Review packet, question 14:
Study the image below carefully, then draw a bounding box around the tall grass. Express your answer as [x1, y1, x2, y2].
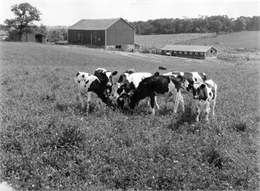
[0, 42, 259, 190]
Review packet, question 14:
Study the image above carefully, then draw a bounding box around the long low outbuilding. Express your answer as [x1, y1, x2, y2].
[161, 45, 217, 59]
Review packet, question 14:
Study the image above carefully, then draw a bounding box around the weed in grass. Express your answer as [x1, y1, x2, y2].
[233, 121, 247, 132]
[54, 101, 68, 112]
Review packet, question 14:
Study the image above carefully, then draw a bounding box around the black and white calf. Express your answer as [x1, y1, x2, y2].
[94, 68, 118, 94]
[129, 74, 189, 115]
[192, 79, 217, 122]
[75, 72, 112, 113]
[163, 71, 207, 91]
[110, 69, 136, 100]
[117, 68, 136, 84]
[112, 72, 156, 108]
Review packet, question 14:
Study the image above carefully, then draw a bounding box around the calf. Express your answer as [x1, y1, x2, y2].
[192, 79, 217, 122]
[117, 68, 136, 83]
[110, 69, 136, 100]
[75, 72, 112, 113]
[163, 71, 207, 91]
[94, 68, 118, 95]
[111, 72, 155, 108]
[129, 75, 189, 116]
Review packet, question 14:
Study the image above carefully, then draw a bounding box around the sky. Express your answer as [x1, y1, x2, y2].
[1, 0, 259, 26]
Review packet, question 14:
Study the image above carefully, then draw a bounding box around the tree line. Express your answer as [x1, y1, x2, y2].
[129, 15, 260, 35]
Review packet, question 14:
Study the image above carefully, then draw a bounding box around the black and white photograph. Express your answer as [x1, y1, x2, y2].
[0, 0, 259, 190]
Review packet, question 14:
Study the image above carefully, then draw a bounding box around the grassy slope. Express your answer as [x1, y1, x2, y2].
[136, 31, 260, 61]
[0, 42, 259, 190]
[187, 31, 260, 49]
[135, 33, 214, 49]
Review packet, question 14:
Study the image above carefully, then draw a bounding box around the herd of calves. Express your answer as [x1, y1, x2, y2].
[75, 67, 217, 123]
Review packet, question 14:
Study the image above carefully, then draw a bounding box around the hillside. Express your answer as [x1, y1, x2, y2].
[187, 31, 260, 49]
[135, 31, 260, 50]
[135, 31, 260, 61]
[135, 33, 214, 49]
[0, 42, 259, 190]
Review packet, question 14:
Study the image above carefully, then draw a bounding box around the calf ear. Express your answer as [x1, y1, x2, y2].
[153, 71, 160, 76]
[112, 71, 118, 76]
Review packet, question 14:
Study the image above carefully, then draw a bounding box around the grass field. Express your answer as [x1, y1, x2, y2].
[136, 31, 260, 61]
[0, 41, 259, 190]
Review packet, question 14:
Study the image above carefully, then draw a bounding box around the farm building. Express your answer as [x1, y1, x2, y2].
[9, 32, 47, 43]
[161, 45, 217, 59]
[68, 18, 135, 48]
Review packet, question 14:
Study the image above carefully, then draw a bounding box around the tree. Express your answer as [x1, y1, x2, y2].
[234, 17, 246, 32]
[4, 3, 41, 41]
[36, 24, 47, 35]
[210, 19, 222, 34]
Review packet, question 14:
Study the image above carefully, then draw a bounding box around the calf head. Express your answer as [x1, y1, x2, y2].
[115, 82, 135, 108]
[174, 75, 189, 90]
[192, 84, 207, 100]
[94, 68, 118, 94]
[118, 69, 136, 83]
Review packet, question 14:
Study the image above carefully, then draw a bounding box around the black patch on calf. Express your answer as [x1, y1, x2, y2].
[85, 80, 89, 85]
[82, 74, 85, 78]
[209, 92, 212, 97]
[76, 72, 80, 77]
[198, 84, 208, 101]
[129, 75, 171, 109]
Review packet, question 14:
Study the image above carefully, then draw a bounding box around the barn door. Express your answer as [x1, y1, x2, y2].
[78, 33, 83, 44]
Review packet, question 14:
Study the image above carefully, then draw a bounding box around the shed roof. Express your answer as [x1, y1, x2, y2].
[161, 45, 216, 52]
[69, 18, 135, 30]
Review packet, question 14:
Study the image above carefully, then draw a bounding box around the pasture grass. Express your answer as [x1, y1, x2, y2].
[0, 42, 259, 190]
[136, 31, 260, 62]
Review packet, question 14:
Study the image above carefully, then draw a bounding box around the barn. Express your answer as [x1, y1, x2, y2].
[10, 32, 47, 43]
[68, 18, 135, 48]
[21, 32, 47, 43]
[161, 45, 218, 59]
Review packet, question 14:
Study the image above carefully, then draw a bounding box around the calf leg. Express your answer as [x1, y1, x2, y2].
[78, 90, 85, 109]
[149, 96, 156, 116]
[155, 96, 159, 109]
[86, 92, 92, 114]
[173, 92, 181, 113]
[211, 99, 216, 119]
[179, 93, 185, 112]
[196, 107, 201, 122]
[195, 100, 201, 122]
[205, 102, 211, 122]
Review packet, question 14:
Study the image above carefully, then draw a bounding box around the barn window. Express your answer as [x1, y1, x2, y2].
[201, 52, 204, 55]
[195, 52, 198, 55]
[189, 52, 193, 55]
[174, 51, 177, 54]
[184, 51, 187, 54]
[98, 38, 101, 41]
[179, 51, 182, 54]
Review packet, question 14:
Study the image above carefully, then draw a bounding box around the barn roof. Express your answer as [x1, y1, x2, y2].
[69, 18, 135, 30]
[161, 45, 217, 52]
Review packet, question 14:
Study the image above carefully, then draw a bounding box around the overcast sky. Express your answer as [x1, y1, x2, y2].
[1, 0, 259, 26]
